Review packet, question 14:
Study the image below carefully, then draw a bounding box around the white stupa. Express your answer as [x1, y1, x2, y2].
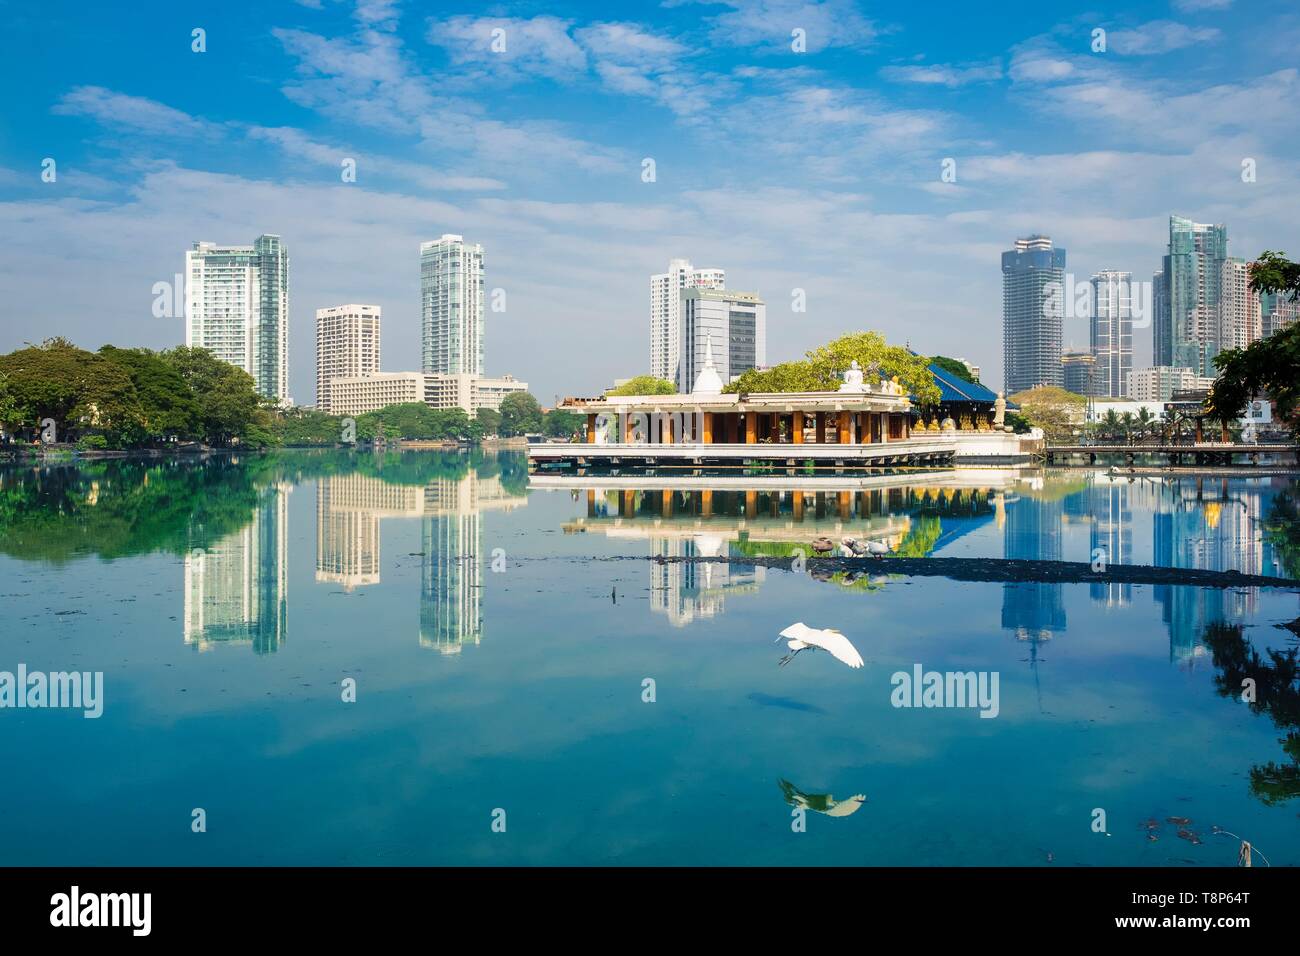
[691, 333, 724, 395]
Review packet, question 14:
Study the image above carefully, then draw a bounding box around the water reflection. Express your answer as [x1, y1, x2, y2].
[185, 482, 290, 654]
[1, 456, 1292, 665]
[2, 452, 1298, 841]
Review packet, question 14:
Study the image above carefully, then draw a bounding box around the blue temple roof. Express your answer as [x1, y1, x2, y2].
[905, 355, 1018, 409]
[927, 362, 1000, 403]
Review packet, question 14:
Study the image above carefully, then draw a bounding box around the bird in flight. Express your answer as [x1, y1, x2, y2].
[776, 622, 864, 668]
[779, 779, 866, 817]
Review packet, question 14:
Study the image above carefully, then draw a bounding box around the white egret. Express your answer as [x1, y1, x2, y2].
[777, 622, 864, 668]
[779, 779, 866, 817]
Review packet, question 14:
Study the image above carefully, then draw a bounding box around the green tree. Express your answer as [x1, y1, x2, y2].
[499, 392, 545, 436]
[724, 332, 941, 407]
[0, 338, 143, 444]
[544, 408, 583, 439]
[1207, 250, 1300, 434]
[160, 346, 275, 447]
[99, 346, 201, 441]
[1009, 386, 1087, 441]
[275, 407, 345, 445]
[476, 407, 502, 435]
[929, 355, 977, 384]
[606, 376, 677, 396]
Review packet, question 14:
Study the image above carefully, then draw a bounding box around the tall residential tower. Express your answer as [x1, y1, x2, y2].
[420, 235, 484, 376]
[1090, 270, 1133, 398]
[185, 235, 289, 402]
[315, 304, 381, 414]
[650, 258, 725, 386]
[1002, 235, 1065, 395]
[1156, 216, 1228, 376]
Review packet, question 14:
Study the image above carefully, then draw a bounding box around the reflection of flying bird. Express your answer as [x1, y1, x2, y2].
[777, 622, 864, 668]
[779, 779, 866, 817]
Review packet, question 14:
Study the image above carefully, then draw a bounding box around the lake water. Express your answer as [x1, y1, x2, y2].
[1, 450, 1298, 866]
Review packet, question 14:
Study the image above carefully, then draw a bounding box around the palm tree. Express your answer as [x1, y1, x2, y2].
[1120, 411, 1136, 444]
[1135, 406, 1156, 443]
[1100, 409, 1122, 443]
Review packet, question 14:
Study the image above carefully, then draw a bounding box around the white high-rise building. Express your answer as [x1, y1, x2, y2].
[315, 304, 381, 414]
[185, 235, 289, 403]
[650, 258, 725, 386]
[1126, 366, 1215, 402]
[420, 235, 484, 376]
[1261, 292, 1300, 339]
[1219, 257, 1261, 353]
[678, 288, 766, 393]
[1089, 271, 1133, 398]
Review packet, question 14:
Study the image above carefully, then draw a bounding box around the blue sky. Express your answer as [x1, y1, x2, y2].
[2, 0, 1298, 403]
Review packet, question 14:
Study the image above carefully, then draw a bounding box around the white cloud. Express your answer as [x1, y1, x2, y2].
[1173, 0, 1233, 11]
[881, 60, 1003, 87]
[53, 86, 221, 138]
[693, 0, 879, 52]
[1108, 20, 1220, 56]
[428, 15, 588, 81]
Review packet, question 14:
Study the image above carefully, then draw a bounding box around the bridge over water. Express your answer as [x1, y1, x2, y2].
[1045, 443, 1299, 466]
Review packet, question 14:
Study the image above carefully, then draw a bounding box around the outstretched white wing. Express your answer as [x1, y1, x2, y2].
[780, 622, 818, 642]
[779, 623, 863, 668]
[824, 794, 867, 817]
[810, 628, 864, 668]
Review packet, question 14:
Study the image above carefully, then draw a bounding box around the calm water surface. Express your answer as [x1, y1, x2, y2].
[1, 450, 1298, 866]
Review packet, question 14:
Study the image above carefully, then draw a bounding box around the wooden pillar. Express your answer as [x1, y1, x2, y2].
[1220, 422, 1230, 443]
[793, 492, 804, 520]
[838, 410, 851, 444]
[587, 489, 596, 516]
[701, 489, 713, 517]
[745, 489, 758, 518]
[661, 490, 672, 517]
[838, 491, 851, 520]
[662, 413, 673, 444]
[792, 413, 803, 444]
[586, 414, 596, 444]
[814, 412, 825, 444]
[621, 489, 635, 516]
[879, 413, 889, 444]
[770, 412, 780, 443]
[745, 411, 757, 444]
[1195, 419, 1204, 443]
[702, 412, 713, 444]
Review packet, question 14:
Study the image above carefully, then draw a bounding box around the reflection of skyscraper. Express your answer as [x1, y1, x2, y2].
[1001, 492, 1065, 640]
[650, 533, 765, 628]
[1088, 478, 1132, 608]
[420, 472, 526, 653]
[315, 475, 423, 591]
[1153, 480, 1266, 663]
[184, 484, 290, 653]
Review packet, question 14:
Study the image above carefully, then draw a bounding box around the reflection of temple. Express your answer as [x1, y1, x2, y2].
[184, 483, 290, 654]
[1153, 478, 1267, 665]
[315, 475, 423, 590]
[563, 480, 1003, 629]
[1001, 489, 1065, 642]
[420, 473, 526, 653]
